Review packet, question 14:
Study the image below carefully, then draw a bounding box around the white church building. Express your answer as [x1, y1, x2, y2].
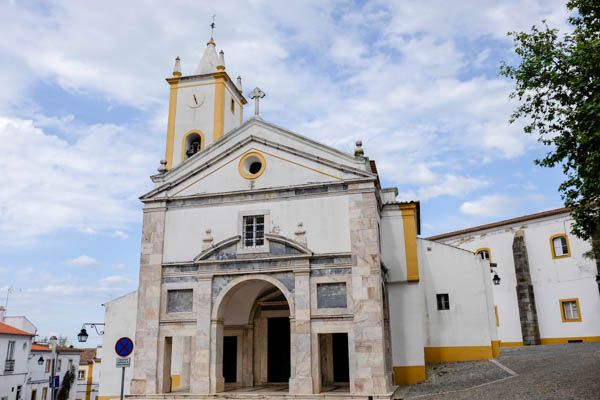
[94, 35, 600, 400]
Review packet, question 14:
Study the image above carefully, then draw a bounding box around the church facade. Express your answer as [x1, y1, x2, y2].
[128, 37, 499, 399]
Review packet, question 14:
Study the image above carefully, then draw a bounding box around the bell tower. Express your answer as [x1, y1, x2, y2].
[164, 36, 247, 170]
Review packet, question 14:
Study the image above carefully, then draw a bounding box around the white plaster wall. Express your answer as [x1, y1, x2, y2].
[381, 208, 407, 282]
[3, 318, 36, 336]
[0, 335, 30, 400]
[163, 195, 351, 262]
[438, 213, 599, 342]
[419, 240, 494, 347]
[173, 81, 217, 167]
[387, 282, 425, 367]
[98, 291, 138, 400]
[25, 350, 50, 400]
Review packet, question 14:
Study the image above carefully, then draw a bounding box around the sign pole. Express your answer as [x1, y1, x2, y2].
[120, 366, 125, 400]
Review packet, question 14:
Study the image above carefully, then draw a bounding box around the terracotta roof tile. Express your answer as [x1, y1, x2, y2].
[31, 343, 51, 352]
[79, 348, 97, 364]
[426, 207, 570, 241]
[0, 321, 36, 336]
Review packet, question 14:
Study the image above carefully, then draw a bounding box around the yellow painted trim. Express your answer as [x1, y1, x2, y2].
[393, 365, 426, 385]
[180, 130, 206, 162]
[238, 151, 267, 179]
[170, 374, 181, 390]
[550, 233, 571, 259]
[475, 247, 492, 262]
[212, 73, 227, 141]
[500, 341, 523, 347]
[541, 336, 600, 345]
[424, 345, 493, 363]
[97, 396, 119, 400]
[491, 340, 501, 358]
[559, 298, 582, 322]
[165, 77, 180, 170]
[85, 363, 93, 400]
[494, 305, 499, 327]
[400, 203, 419, 282]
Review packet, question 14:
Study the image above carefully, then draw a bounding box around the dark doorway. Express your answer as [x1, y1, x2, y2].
[332, 333, 349, 382]
[267, 317, 291, 382]
[223, 336, 237, 383]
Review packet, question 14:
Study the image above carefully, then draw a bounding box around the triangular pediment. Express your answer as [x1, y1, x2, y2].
[142, 118, 374, 200]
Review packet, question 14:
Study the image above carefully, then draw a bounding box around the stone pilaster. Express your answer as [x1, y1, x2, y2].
[513, 230, 541, 345]
[191, 277, 212, 393]
[131, 202, 166, 395]
[209, 320, 225, 393]
[289, 271, 313, 394]
[349, 188, 393, 395]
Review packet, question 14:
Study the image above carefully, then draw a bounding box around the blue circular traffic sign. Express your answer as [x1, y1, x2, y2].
[115, 337, 134, 357]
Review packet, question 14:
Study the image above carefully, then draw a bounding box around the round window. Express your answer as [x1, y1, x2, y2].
[239, 151, 266, 179]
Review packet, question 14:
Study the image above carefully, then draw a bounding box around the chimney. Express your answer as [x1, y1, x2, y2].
[0, 306, 5, 322]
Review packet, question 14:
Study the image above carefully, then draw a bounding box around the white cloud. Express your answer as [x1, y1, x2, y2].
[459, 194, 519, 217]
[0, 116, 158, 245]
[112, 230, 129, 240]
[66, 255, 99, 268]
[99, 275, 133, 288]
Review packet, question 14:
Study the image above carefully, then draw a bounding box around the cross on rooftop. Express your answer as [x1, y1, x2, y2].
[249, 87, 266, 116]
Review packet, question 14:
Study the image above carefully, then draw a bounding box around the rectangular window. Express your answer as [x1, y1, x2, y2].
[560, 298, 581, 322]
[552, 236, 569, 257]
[31, 389, 37, 400]
[436, 293, 450, 310]
[68, 359, 73, 371]
[57, 359, 62, 372]
[167, 289, 193, 313]
[243, 215, 265, 248]
[78, 370, 86, 380]
[6, 340, 15, 360]
[317, 283, 347, 308]
[42, 388, 48, 400]
[45, 359, 51, 373]
[230, 99, 235, 113]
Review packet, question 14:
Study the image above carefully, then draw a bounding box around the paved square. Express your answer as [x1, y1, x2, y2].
[395, 343, 600, 399]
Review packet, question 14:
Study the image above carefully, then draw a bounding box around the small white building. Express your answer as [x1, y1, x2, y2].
[1, 310, 35, 400]
[428, 207, 600, 347]
[97, 292, 137, 400]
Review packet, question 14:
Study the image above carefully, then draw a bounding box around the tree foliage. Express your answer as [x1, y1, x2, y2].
[57, 366, 75, 400]
[500, 0, 600, 260]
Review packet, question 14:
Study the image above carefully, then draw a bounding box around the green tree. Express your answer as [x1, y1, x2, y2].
[57, 366, 75, 400]
[500, 0, 600, 271]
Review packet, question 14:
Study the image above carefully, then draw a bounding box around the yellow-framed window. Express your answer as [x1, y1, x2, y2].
[559, 298, 582, 322]
[550, 234, 570, 259]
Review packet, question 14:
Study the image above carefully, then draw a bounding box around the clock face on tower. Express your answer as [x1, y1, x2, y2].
[188, 92, 205, 108]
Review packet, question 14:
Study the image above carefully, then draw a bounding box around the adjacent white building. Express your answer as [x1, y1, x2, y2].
[428, 207, 600, 347]
[1, 308, 82, 400]
[1, 309, 35, 400]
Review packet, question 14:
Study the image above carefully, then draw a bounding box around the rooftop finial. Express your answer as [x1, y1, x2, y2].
[210, 15, 216, 38]
[172, 56, 182, 77]
[354, 140, 364, 158]
[217, 50, 225, 71]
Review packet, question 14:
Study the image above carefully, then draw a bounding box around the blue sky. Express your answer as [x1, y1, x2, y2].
[0, 0, 571, 346]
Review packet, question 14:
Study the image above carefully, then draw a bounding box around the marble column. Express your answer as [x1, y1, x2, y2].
[190, 277, 212, 393]
[289, 271, 313, 394]
[130, 202, 166, 395]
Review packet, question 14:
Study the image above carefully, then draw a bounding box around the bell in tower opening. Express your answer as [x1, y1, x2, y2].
[185, 133, 202, 158]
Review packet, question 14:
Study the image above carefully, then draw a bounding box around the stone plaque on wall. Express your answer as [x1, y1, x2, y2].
[317, 283, 347, 308]
[167, 289, 193, 313]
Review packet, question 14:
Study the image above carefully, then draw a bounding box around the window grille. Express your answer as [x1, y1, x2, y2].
[243, 215, 265, 248]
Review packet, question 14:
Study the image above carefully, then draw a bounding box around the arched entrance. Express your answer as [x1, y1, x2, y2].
[211, 276, 294, 393]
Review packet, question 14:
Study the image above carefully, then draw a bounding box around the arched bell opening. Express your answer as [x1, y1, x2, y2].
[211, 277, 294, 393]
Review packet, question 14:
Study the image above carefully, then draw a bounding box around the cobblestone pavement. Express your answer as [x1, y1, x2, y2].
[394, 342, 600, 399]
